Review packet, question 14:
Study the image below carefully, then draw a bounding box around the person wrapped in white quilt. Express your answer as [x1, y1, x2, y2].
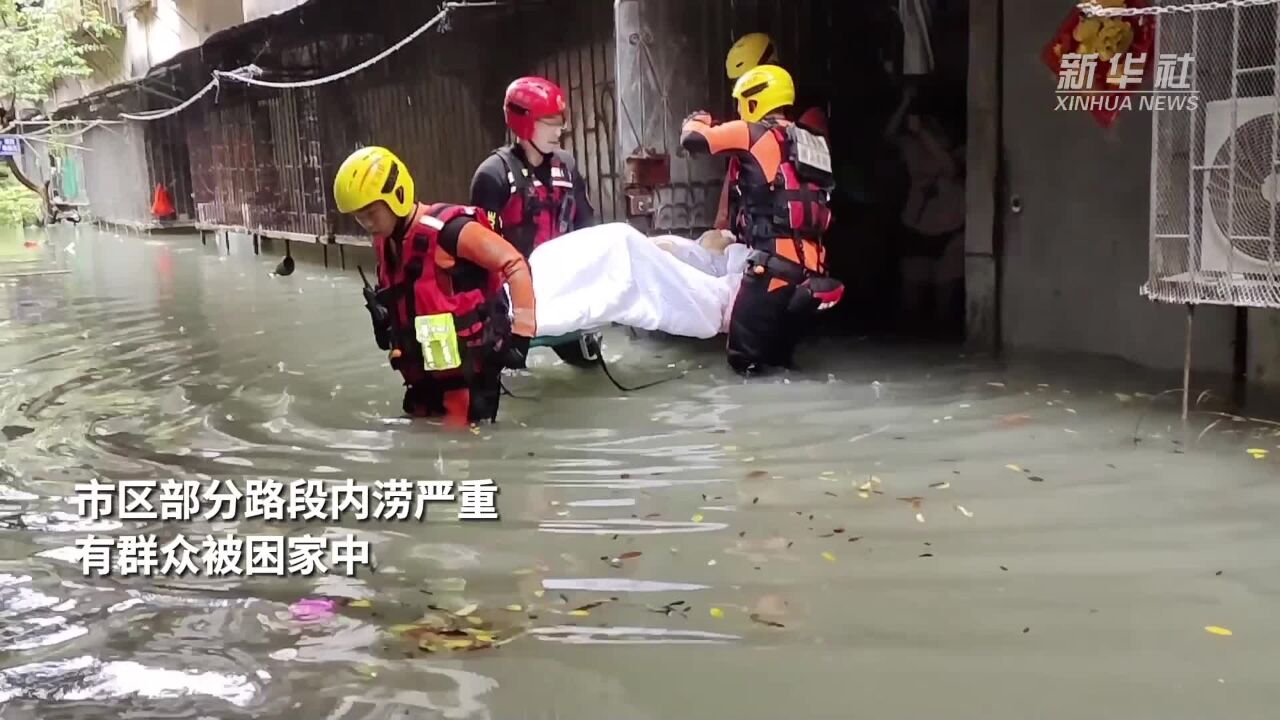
[527, 223, 749, 341]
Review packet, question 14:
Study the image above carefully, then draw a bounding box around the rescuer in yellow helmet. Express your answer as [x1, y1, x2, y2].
[680, 65, 843, 375]
[715, 33, 829, 232]
[334, 146, 538, 426]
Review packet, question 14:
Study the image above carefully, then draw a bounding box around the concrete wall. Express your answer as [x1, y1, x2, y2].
[995, 0, 1238, 374]
[243, 0, 310, 22]
[50, 0, 245, 109]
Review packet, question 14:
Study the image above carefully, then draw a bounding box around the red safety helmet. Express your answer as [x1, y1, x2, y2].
[504, 76, 567, 141]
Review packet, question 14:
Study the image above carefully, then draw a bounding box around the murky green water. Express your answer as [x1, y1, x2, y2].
[2, 225, 1279, 719]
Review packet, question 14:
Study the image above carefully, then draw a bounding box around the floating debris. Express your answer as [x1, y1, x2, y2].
[749, 613, 785, 628]
[929, 482, 950, 490]
[955, 505, 974, 518]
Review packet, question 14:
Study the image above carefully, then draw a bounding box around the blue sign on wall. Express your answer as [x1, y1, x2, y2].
[0, 136, 20, 158]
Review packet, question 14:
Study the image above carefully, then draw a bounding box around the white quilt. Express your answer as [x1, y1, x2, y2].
[528, 223, 748, 339]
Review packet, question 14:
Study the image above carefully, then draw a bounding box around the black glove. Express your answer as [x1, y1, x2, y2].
[502, 334, 531, 370]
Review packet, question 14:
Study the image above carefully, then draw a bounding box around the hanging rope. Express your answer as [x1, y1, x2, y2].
[119, 78, 223, 121]
[116, 2, 499, 122]
[214, 7, 450, 89]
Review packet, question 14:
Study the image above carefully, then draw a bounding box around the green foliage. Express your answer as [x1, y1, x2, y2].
[0, 0, 121, 113]
[0, 169, 42, 227]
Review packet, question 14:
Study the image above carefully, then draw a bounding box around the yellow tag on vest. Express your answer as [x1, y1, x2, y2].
[415, 313, 461, 371]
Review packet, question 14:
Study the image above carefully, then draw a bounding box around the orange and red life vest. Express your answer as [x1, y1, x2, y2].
[373, 203, 504, 385]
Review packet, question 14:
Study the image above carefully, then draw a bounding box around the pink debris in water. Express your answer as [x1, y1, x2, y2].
[289, 597, 337, 621]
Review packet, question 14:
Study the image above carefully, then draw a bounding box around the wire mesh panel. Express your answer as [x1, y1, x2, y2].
[1143, 0, 1280, 308]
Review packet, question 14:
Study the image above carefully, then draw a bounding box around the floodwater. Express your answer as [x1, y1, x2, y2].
[1, 224, 1279, 720]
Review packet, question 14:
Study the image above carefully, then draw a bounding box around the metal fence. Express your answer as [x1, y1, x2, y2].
[1144, 2, 1280, 308]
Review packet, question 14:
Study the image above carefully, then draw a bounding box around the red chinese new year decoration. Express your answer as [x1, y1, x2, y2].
[1042, 0, 1156, 128]
[151, 183, 175, 218]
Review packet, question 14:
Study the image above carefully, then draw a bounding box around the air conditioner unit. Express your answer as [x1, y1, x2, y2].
[1198, 96, 1280, 276]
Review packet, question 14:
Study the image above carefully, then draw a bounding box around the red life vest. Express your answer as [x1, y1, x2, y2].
[493, 146, 576, 257]
[374, 203, 504, 385]
[728, 120, 834, 272]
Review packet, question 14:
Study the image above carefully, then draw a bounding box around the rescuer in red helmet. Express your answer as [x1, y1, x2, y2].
[470, 76, 600, 367]
[469, 76, 596, 259]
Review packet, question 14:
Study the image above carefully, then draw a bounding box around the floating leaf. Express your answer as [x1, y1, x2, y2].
[533, 590, 545, 598]
[1205, 626, 1233, 636]
[569, 609, 590, 617]
[692, 514, 704, 523]
[347, 599, 372, 608]
[1006, 464, 1022, 473]
[1115, 393, 1133, 402]
[1247, 448, 1269, 459]
[821, 552, 836, 562]
[955, 505, 974, 518]
[707, 559, 717, 566]
[858, 491, 871, 499]
[618, 551, 643, 560]
[454, 603, 479, 617]
[743, 456, 756, 463]
[929, 482, 950, 490]
[916, 513, 925, 523]
[987, 382, 1006, 388]
[474, 633, 495, 643]
[505, 604, 524, 612]
[710, 607, 725, 618]
[1029, 476, 1045, 483]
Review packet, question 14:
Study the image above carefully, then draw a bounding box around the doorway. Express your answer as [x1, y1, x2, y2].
[619, 0, 971, 342]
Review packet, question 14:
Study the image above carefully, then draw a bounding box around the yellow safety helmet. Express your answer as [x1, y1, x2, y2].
[732, 64, 795, 123]
[333, 146, 415, 217]
[725, 32, 778, 80]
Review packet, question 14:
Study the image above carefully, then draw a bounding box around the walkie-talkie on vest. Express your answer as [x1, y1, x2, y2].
[359, 265, 401, 368]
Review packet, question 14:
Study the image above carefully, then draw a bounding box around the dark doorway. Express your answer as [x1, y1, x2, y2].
[718, 0, 971, 342]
